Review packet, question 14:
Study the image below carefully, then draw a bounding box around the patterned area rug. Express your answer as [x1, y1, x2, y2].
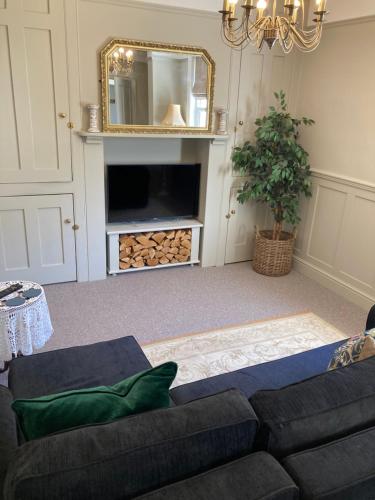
[142, 312, 346, 388]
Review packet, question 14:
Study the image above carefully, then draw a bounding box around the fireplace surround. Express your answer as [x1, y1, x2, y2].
[78, 132, 228, 280]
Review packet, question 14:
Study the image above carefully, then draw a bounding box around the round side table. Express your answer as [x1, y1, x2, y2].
[0, 281, 54, 372]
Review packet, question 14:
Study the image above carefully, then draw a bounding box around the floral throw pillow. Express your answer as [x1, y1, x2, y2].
[328, 331, 375, 371]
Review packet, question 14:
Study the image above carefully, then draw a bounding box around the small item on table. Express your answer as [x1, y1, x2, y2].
[22, 288, 42, 299]
[4, 296, 26, 307]
[0, 283, 23, 300]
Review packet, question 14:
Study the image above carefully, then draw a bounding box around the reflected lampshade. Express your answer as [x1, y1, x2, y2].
[161, 104, 186, 127]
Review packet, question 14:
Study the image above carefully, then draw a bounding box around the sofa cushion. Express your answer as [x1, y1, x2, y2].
[4, 389, 258, 500]
[171, 341, 344, 405]
[12, 362, 177, 441]
[283, 426, 375, 500]
[136, 452, 299, 500]
[250, 355, 375, 457]
[8, 336, 152, 399]
[0, 386, 18, 500]
[328, 333, 375, 370]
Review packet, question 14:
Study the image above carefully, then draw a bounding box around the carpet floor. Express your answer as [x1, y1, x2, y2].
[43, 262, 365, 350]
[0, 263, 367, 387]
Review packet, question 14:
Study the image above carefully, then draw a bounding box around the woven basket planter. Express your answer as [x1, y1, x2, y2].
[252, 228, 296, 277]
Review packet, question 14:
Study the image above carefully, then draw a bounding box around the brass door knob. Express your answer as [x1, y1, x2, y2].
[58, 112, 67, 118]
[64, 218, 72, 224]
[72, 224, 80, 231]
[238, 120, 244, 126]
[225, 214, 231, 219]
[231, 209, 236, 215]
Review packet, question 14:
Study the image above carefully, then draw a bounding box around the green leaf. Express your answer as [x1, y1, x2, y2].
[231, 90, 314, 230]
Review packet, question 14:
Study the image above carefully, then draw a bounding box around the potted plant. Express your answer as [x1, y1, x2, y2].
[232, 90, 314, 276]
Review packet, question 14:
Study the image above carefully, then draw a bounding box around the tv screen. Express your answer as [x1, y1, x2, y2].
[107, 163, 201, 223]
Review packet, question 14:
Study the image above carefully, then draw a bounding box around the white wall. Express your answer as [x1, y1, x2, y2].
[294, 18, 375, 309]
[297, 21, 375, 184]
[309, 0, 375, 23]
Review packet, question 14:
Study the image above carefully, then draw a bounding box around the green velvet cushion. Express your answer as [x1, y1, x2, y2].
[12, 362, 177, 441]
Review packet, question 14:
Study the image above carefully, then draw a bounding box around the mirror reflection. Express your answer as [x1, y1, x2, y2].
[102, 41, 214, 131]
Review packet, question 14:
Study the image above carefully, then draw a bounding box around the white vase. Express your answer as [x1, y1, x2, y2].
[215, 107, 228, 135]
[87, 104, 100, 133]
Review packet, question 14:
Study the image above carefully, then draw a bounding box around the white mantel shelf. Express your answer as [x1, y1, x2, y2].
[107, 218, 203, 235]
[78, 131, 229, 143]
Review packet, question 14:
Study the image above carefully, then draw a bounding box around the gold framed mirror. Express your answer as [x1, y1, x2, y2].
[101, 39, 215, 134]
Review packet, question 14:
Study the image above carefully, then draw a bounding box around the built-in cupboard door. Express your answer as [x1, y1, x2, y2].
[0, 0, 71, 183]
[225, 48, 297, 264]
[0, 194, 77, 284]
[225, 186, 256, 264]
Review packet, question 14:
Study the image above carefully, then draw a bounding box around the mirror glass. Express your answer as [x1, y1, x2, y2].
[101, 40, 215, 133]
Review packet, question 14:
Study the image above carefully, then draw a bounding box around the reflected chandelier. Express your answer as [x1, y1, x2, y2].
[109, 47, 134, 75]
[219, 0, 329, 53]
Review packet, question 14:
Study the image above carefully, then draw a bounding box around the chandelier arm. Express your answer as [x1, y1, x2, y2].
[277, 16, 322, 50]
[219, 0, 327, 53]
[221, 25, 250, 48]
[221, 16, 255, 46]
[289, 23, 323, 49]
[278, 15, 324, 38]
[276, 16, 292, 43]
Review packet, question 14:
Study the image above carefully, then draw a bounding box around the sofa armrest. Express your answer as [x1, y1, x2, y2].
[4, 389, 258, 500]
[0, 386, 18, 500]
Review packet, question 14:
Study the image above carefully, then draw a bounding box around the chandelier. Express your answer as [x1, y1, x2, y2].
[219, 0, 328, 53]
[109, 47, 135, 75]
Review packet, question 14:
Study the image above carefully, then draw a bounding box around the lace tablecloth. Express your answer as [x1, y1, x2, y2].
[0, 281, 53, 361]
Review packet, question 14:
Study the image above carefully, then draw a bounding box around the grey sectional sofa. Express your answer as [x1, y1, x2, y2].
[1, 313, 375, 499]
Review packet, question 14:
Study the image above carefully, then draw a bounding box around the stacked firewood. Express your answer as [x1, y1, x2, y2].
[119, 229, 192, 270]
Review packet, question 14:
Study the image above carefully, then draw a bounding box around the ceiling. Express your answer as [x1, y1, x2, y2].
[133, 0, 375, 22]
[132, 0, 222, 12]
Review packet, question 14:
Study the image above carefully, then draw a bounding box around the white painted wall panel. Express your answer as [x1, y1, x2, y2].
[0, 208, 29, 270]
[295, 173, 375, 309]
[336, 195, 375, 288]
[24, 27, 59, 172]
[23, 0, 50, 13]
[0, 25, 20, 172]
[37, 206, 64, 266]
[308, 185, 347, 267]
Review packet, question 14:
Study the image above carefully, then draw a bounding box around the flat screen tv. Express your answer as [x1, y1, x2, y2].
[107, 163, 201, 223]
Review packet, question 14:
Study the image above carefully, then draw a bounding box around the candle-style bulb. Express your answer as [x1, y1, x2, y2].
[229, 0, 238, 17]
[222, 0, 230, 11]
[316, 0, 327, 11]
[292, 0, 300, 22]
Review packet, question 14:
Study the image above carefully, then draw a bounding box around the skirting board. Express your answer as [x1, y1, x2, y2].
[294, 256, 375, 312]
